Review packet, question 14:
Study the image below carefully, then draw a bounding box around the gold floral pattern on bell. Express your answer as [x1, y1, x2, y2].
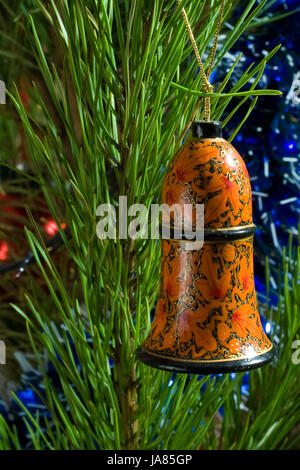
[137, 121, 275, 374]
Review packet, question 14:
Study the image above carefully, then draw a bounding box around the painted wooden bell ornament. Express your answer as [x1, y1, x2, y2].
[137, 121, 275, 374]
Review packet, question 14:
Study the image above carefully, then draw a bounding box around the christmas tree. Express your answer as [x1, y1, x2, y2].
[0, 0, 299, 450]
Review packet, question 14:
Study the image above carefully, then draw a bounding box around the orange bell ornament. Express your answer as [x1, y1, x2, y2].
[137, 121, 275, 374]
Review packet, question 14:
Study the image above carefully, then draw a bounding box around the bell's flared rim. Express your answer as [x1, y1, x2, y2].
[136, 345, 275, 375]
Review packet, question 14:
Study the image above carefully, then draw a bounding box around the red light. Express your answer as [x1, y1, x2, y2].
[44, 220, 66, 236]
[0, 242, 9, 261]
[45, 220, 58, 235]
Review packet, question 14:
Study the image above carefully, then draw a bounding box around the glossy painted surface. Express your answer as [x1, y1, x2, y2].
[140, 137, 273, 366]
[162, 138, 252, 229]
[143, 237, 272, 361]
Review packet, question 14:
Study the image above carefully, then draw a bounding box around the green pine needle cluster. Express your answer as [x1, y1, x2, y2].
[0, 0, 299, 450]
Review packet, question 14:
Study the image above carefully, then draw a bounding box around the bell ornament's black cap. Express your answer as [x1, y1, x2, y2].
[192, 120, 222, 139]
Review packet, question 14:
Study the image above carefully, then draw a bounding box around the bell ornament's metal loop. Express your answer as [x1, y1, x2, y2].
[137, 121, 275, 374]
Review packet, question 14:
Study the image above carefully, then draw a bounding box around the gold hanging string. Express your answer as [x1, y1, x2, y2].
[207, 1, 225, 80]
[177, 0, 225, 122]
